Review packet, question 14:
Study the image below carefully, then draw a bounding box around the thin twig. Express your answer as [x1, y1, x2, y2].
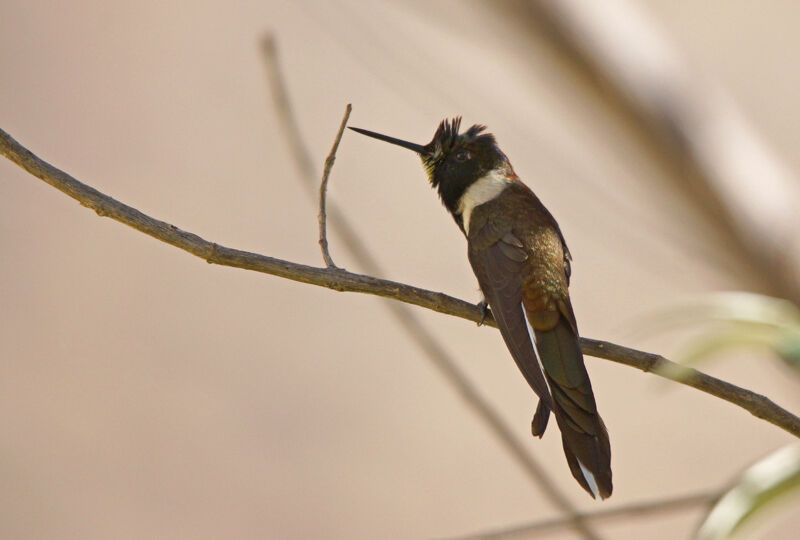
[448, 490, 719, 539]
[260, 37, 599, 538]
[317, 103, 351, 268]
[2, 127, 799, 441]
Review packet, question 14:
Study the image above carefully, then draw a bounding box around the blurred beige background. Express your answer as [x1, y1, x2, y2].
[2, 1, 799, 538]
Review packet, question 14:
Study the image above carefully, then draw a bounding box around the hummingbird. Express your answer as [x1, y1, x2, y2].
[349, 118, 612, 499]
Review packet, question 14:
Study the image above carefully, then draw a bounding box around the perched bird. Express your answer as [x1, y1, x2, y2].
[349, 118, 612, 499]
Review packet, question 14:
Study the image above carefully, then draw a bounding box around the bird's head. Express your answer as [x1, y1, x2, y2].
[349, 117, 510, 212]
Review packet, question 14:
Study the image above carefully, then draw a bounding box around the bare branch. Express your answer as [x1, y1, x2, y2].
[260, 39, 599, 538]
[317, 103, 351, 268]
[581, 340, 800, 437]
[448, 490, 718, 539]
[2, 127, 799, 442]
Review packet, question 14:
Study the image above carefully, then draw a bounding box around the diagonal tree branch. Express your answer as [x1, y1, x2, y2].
[2, 126, 800, 445]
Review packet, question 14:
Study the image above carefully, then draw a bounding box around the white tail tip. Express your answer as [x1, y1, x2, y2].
[578, 459, 600, 499]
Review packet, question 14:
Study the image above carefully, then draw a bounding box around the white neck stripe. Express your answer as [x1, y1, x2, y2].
[456, 169, 511, 235]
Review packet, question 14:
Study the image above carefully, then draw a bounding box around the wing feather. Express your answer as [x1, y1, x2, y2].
[468, 237, 553, 409]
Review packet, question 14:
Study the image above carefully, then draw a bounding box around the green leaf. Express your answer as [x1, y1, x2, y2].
[776, 338, 800, 374]
[678, 328, 781, 367]
[641, 292, 800, 332]
[640, 292, 800, 377]
[695, 445, 800, 540]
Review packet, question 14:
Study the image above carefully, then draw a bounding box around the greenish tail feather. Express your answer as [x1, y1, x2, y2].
[534, 317, 613, 499]
[531, 400, 550, 438]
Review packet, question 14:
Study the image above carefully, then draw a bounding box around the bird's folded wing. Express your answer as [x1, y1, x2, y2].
[468, 234, 553, 408]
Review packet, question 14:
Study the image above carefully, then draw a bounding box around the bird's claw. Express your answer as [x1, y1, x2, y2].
[477, 300, 491, 326]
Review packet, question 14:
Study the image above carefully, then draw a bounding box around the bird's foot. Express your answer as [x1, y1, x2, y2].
[476, 300, 491, 326]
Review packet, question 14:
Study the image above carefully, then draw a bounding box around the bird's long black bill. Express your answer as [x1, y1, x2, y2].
[348, 127, 426, 154]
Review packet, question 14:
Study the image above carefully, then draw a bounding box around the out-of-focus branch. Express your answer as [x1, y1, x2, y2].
[449, 490, 718, 539]
[260, 37, 600, 539]
[2, 126, 799, 440]
[526, 0, 800, 302]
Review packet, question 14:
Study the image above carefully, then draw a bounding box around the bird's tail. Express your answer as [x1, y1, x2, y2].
[534, 316, 612, 499]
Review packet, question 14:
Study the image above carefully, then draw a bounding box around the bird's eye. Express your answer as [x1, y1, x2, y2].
[455, 150, 471, 162]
